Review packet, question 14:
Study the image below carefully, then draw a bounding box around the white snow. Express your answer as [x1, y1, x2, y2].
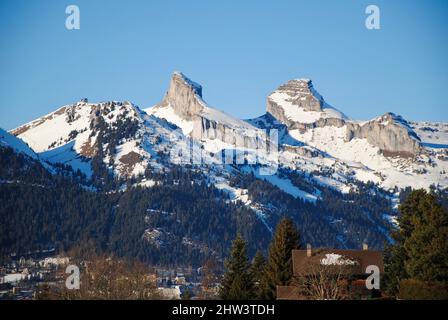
[383, 214, 399, 228]
[241, 167, 318, 203]
[145, 104, 194, 135]
[39, 257, 69, 267]
[13, 104, 92, 153]
[0, 128, 37, 159]
[313, 175, 353, 194]
[1, 273, 27, 284]
[268, 91, 347, 124]
[113, 139, 149, 177]
[411, 121, 448, 148]
[6, 75, 447, 197]
[320, 253, 357, 266]
[200, 105, 258, 132]
[289, 125, 448, 191]
[136, 179, 158, 188]
[40, 141, 92, 177]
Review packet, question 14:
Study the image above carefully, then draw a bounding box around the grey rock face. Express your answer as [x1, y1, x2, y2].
[282, 145, 321, 158]
[159, 73, 422, 158]
[161, 72, 205, 119]
[290, 117, 346, 132]
[277, 79, 324, 112]
[345, 113, 421, 157]
[266, 79, 325, 128]
[157, 72, 269, 151]
[266, 98, 294, 128]
[191, 117, 269, 151]
[267, 78, 422, 158]
[266, 79, 346, 130]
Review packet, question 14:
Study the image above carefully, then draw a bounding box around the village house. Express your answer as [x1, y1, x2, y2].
[277, 244, 384, 300]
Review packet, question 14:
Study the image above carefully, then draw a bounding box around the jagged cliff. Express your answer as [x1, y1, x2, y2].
[150, 72, 269, 151]
[266, 78, 421, 157]
[5, 71, 448, 194]
[266, 79, 347, 129]
[160, 72, 205, 118]
[345, 113, 421, 157]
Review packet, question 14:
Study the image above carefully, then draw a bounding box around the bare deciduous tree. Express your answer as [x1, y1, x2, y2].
[199, 258, 219, 300]
[38, 255, 160, 300]
[291, 256, 358, 300]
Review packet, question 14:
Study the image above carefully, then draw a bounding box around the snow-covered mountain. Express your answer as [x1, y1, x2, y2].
[10, 99, 187, 180]
[143, 73, 447, 192]
[146, 72, 268, 154]
[262, 78, 447, 191]
[8, 72, 448, 193]
[4, 72, 447, 246]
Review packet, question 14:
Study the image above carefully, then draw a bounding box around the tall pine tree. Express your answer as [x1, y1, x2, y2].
[220, 235, 255, 300]
[250, 251, 266, 299]
[259, 217, 300, 299]
[384, 189, 448, 297]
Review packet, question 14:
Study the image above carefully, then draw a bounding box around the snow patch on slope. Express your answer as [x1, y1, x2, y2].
[145, 104, 194, 135]
[0, 128, 38, 159]
[40, 141, 93, 177]
[268, 91, 347, 124]
[240, 167, 318, 203]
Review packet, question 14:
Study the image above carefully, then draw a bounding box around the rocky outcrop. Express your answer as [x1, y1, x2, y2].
[266, 79, 347, 130]
[157, 73, 422, 158]
[275, 79, 324, 112]
[192, 117, 268, 150]
[345, 113, 421, 157]
[160, 72, 205, 119]
[266, 98, 294, 127]
[156, 72, 271, 151]
[266, 78, 422, 158]
[267, 79, 324, 127]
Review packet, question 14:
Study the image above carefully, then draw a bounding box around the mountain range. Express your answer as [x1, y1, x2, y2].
[1, 72, 447, 265]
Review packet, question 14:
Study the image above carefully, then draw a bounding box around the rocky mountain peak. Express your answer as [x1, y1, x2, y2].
[346, 112, 421, 157]
[160, 72, 205, 120]
[273, 78, 325, 112]
[173, 72, 202, 97]
[266, 78, 346, 128]
[374, 112, 412, 129]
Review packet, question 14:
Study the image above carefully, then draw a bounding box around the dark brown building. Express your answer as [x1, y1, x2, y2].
[277, 244, 384, 300]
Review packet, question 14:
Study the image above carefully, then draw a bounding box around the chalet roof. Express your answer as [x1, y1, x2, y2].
[292, 248, 384, 275]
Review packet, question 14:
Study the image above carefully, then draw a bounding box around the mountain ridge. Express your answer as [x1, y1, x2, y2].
[4, 72, 446, 260]
[7, 72, 448, 193]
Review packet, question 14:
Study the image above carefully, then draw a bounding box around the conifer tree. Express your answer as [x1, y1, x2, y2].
[220, 235, 255, 300]
[259, 217, 300, 299]
[384, 189, 448, 296]
[250, 251, 266, 299]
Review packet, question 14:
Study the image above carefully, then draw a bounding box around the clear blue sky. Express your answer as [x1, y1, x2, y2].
[0, 0, 447, 130]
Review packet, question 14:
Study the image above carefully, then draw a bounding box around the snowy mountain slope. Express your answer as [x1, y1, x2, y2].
[7, 72, 433, 250]
[410, 121, 448, 148]
[287, 124, 448, 190]
[256, 78, 447, 191]
[245, 111, 446, 192]
[10, 72, 447, 195]
[267, 78, 348, 124]
[11, 100, 164, 179]
[5, 72, 446, 245]
[145, 72, 268, 155]
[0, 128, 38, 159]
